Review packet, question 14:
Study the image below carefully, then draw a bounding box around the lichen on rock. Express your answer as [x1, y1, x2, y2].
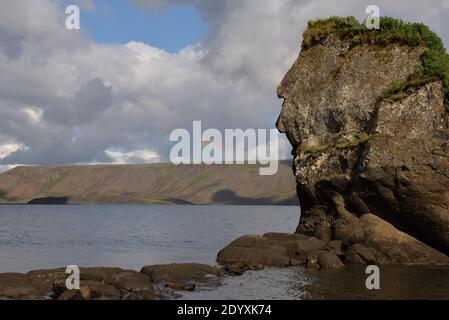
[276, 16, 449, 265]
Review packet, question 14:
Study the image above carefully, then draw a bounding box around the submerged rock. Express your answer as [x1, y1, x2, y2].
[217, 233, 346, 270]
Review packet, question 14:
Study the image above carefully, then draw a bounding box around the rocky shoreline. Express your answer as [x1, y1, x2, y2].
[2, 230, 449, 300]
[0, 263, 222, 300]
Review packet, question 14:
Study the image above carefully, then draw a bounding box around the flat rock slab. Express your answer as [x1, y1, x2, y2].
[140, 263, 220, 283]
[217, 233, 339, 269]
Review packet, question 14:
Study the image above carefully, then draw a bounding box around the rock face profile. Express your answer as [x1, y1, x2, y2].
[219, 17, 449, 268]
[276, 17, 449, 265]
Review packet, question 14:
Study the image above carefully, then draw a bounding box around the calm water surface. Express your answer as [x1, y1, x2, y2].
[0, 205, 299, 272]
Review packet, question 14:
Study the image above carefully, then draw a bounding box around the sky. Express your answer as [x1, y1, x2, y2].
[77, 0, 206, 52]
[0, 0, 449, 172]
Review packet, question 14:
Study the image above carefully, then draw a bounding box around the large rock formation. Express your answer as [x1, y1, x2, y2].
[276, 17, 449, 264]
[217, 17, 449, 269]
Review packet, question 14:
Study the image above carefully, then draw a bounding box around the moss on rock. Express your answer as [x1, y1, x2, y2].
[304, 16, 449, 111]
[336, 133, 371, 150]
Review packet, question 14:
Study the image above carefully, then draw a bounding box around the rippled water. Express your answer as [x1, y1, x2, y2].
[0, 205, 299, 273]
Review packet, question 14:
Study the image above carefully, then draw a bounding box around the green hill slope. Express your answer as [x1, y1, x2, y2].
[0, 162, 297, 205]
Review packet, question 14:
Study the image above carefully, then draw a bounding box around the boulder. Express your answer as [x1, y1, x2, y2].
[27, 268, 67, 293]
[358, 214, 449, 265]
[111, 270, 153, 291]
[78, 280, 121, 300]
[306, 251, 344, 269]
[140, 263, 220, 283]
[296, 238, 327, 254]
[79, 267, 123, 283]
[317, 252, 345, 269]
[345, 244, 377, 265]
[263, 232, 310, 242]
[217, 235, 291, 267]
[325, 240, 343, 256]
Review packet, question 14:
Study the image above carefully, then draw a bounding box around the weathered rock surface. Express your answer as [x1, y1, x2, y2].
[216, 19, 449, 269]
[275, 20, 449, 265]
[140, 263, 220, 284]
[217, 233, 344, 270]
[0, 263, 220, 300]
[0, 273, 42, 300]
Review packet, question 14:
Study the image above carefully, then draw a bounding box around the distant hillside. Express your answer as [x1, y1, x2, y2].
[0, 162, 298, 205]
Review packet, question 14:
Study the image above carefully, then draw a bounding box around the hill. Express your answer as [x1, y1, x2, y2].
[0, 161, 297, 205]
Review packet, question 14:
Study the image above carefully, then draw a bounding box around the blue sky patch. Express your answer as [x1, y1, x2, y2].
[74, 0, 207, 52]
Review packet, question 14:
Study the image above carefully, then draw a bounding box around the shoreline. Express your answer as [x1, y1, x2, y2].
[4, 231, 449, 300]
[0, 263, 224, 300]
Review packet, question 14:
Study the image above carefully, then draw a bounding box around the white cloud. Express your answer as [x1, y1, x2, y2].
[0, 0, 448, 167]
[21, 107, 43, 125]
[105, 148, 161, 164]
[0, 143, 27, 160]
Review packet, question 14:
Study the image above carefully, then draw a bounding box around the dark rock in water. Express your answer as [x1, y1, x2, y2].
[275, 17, 449, 265]
[217, 233, 349, 269]
[140, 263, 220, 283]
[217, 233, 350, 269]
[217, 235, 292, 267]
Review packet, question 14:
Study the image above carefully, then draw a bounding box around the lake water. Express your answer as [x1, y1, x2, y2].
[2, 205, 449, 300]
[0, 205, 299, 273]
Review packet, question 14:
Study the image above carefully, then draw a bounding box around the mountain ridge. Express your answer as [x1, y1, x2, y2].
[0, 161, 297, 205]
